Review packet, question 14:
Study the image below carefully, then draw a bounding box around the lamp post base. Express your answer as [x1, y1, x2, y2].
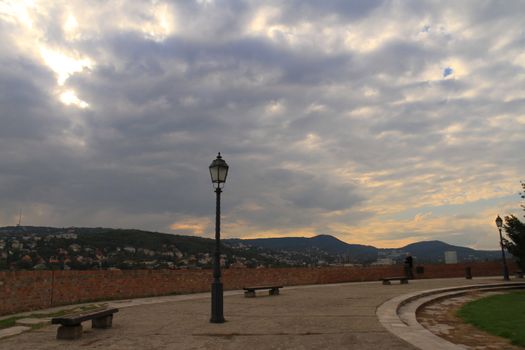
[210, 281, 225, 323]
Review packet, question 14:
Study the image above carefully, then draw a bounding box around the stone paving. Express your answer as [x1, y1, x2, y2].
[0, 277, 516, 350]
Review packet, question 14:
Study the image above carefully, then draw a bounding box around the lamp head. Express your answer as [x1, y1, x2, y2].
[209, 152, 229, 188]
[495, 215, 503, 229]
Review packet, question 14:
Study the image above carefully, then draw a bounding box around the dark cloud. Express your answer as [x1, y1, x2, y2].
[279, 0, 386, 22]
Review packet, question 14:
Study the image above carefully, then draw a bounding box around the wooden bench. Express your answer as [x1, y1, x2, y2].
[243, 285, 283, 298]
[381, 277, 409, 285]
[51, 308, 118, 340]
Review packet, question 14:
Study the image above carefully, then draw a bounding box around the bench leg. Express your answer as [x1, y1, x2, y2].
[269, 288, 280, 296]
[57, 325, 83, 340]
[401, 279, 408, 284]
[92, 315, 113, 329]
[244, 290, 256, 298]
[382, 280, 391, 285]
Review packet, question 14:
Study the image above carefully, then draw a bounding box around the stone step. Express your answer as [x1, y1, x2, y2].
[0, 326, 31, 339]
[15, 318, 51, 327]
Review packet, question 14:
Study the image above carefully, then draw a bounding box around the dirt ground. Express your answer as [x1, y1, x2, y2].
[417, 291, 523, 350]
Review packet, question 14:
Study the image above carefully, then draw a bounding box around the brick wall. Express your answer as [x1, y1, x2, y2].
[0, 261, 512, 316]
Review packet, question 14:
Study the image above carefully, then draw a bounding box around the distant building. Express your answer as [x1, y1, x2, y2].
[68, 244, 81, 252]
[230, 261, 247, 268]
[11, 240, 22, 250]
[372, 258, 395, 266]
[444, 251, 458, 264]
[123, 246, 136, 254]
[57, 233, 78, 239]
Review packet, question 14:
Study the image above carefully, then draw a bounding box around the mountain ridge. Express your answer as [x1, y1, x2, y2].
[226, 234, 501, 263]
[1, 226, 502, 268]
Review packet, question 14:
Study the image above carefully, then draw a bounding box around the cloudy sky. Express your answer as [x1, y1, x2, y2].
[0, 0, 524, 249]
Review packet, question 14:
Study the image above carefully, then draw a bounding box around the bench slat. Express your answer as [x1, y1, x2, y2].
[243, 285, 283, 291]
[381, 277, 409, 285]
[52, 308, 118, 326]
[243, 285, 283, 298]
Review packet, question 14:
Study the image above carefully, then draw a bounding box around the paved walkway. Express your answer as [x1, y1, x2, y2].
[0, 277, 513, 349]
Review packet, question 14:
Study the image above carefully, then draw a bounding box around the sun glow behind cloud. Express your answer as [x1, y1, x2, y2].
[170, 217, 210, 235]
[59, 89, 88, 109]
[1, 1, 95, 109]
[0, 0, 176, 110]
[40, 47, 94, 86]
[0, 0, 35, 28]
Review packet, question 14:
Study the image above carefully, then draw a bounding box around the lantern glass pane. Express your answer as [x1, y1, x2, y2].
[209, 166, 219, 183]
[218, 166, 228, 182]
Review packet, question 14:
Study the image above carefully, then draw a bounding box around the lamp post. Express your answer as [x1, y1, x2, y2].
[495, 215, 510, 281]
[209, 152, 229, 323]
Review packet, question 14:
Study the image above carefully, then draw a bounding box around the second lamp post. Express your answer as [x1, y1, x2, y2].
[209, 152, 229, 323]
[495, 215, 510, 281]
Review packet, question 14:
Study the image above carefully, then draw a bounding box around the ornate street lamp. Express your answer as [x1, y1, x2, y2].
[495, 215, 510, 281]
[209, 152, 229, 323]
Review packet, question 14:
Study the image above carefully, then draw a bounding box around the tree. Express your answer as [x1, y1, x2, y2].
[504, 215, 525, 270]
[503, 182, 525, 271]
[521, 181, 525, 212]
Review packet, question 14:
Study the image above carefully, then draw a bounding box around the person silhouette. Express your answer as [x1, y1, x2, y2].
[404, 253, 414, 279]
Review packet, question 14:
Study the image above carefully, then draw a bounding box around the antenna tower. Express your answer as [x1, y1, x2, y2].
[17, 209, 22, 227]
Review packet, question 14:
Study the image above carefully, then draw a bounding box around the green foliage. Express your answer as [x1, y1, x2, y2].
[0, 317, 20, 329]
[73, 227, 218, 255]
[504, 215, 525, 271]
[457, 291, 525, 347]
[503, 181, 525, 271]
[521, 181, 525, 213]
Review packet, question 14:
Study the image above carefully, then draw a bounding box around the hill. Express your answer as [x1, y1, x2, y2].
[0, 226, 503, 270]
[226, 235, 501, 265]
[226, 235, 378, 264]
[399, 240, 500, 263]
[0, 226, 285, 270]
